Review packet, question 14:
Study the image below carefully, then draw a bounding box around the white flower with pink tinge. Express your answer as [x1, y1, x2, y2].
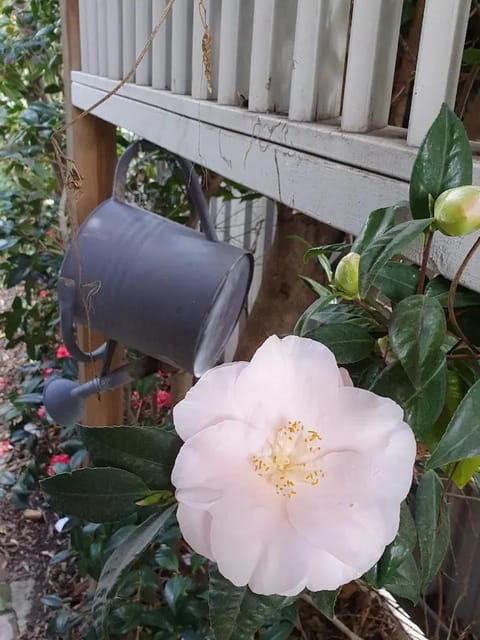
[172, 335, 416, 596]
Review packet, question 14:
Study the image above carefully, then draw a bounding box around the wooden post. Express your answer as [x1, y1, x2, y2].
[60, 0, 124, 425]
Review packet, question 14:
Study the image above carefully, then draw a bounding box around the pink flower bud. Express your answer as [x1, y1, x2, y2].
[434, 186, 480, 236]
[55, 345, 71, 359]
[156, 390, 171, 409]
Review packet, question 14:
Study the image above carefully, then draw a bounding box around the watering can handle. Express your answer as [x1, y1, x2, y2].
[112, 140, 218, 242]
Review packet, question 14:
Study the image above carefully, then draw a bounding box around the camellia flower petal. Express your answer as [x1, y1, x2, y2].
[172, 335, 416, 596]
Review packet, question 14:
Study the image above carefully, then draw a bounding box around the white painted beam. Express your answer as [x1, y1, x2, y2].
[152, 0, 170, 89]
[171, 0, 193, 94]
[96, 0, 108, 77]
[106, 0, 123, 80]
[248, 0, 276, 111]
[135, 0, 152, 85]
[85, 0, 99, 75]
[78, 0, 90, 72]
[122, 0, 136, 80]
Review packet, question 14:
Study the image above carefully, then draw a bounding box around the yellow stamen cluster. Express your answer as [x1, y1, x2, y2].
[252, 421, 325, 498]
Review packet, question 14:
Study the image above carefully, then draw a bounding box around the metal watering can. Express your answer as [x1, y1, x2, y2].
[44, 140, 253, 425]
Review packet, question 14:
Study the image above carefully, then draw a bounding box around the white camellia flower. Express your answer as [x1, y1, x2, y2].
[172, 335, 416, 596]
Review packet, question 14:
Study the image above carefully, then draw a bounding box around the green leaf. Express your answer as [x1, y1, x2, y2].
[371, 360, 446, 445]
[352, 207, 395, 254]
[450, 456, 480, 489]
[415, 470, 450, 590]
[92, 506, 175, 638]
[299, 276, 331, 299]
[373, 262, 419, 303]
[304, 242, 352, 261]
[155, 545, 179, 572]
[41, 467, 150, 523]
[80, 426, 181, 490]
[384, 554, 420, 604]
[208, 564, 287, 640]
[409, 103, 472, 219]
[309, 589, 339, 620]
[428, 378, 480, 468]
[389, 295, 446, 387]
[463, 47, 480, 65]
[377, 503, 417, 586]
[359, 219, 432, 297]
[307, 323, 374, 363]
[164, 575, 192, 612]
[294, 294, 337, 337]
[425, 275, 480, 308]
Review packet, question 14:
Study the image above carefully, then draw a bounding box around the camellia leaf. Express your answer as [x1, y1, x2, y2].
[293, 293, 337, 337]
[450, 456, 480, 489]
[304, 242, 352, 261]
[415, 470, 450, 590]
[425, 275, 480, 308]
[373, 262, 419, 303]
[359, 219, 432, 298]
[389, 295, 446, 387]
[80, 426, 181, 490]
[409, 103, 472, 219]
[384, 553, 420, 605]
[307, 323, 374, 364]
[351, 207, 395, 254]
[371, 360, 446, 446]
[309, 589, 339, 621]
[41, 467, 150, 523]
[376, 503, 417, 586]
[428, 378, 480, 469]
[208, 564, 287, 640]
[92, 506, 175, 638]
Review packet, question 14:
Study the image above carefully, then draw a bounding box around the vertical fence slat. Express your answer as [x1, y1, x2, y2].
[407, 0, 471, 146]
[248, 0, 276, 111]
[152, 0, 170, 89]
[86, 0, 99, 75]
[341, 0, 403, 132]
[217, 0, 254, 105]
[191, 0, 221, 99]
[78, 0, 90, 72]
[136, 0, 153, 85]
[107, 0, 123, 80]
[171, 0, 193, 94]
[122, 0, 136, 80]
[97, 0, 108, 76]
[289, 0, 350, 121]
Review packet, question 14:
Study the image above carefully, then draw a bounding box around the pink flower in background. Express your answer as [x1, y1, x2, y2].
[0, 440, 10, 456]
[43, 367, 53, 380]
[37, 406, 45, 420]
[39, 290, 47, 298]
[46, 228, 55, 238]
[55, 345, 71, 359]
[172, 335, 416, 596]
[47, 453, 70, 476]
[131, 390, 141, 410]
[0, 377, 5, 391]
[156, 390, 171, 409]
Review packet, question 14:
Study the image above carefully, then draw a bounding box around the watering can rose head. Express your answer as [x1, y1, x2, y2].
[434, 185, 480, 236]
[171, 335, 415, 596]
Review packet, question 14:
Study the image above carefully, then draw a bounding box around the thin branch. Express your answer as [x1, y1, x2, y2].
[416, 231, 434, 294]
[332, 616, 365, 640]
[447, 235, 480, 354]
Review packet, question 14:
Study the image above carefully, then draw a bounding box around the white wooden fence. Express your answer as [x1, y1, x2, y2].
[72, 0, 480, 293]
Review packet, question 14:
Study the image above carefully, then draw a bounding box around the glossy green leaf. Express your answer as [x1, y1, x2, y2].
[359, 219, 432, 297]
[92, 506, 175, 638]
[304, 242, 352, 262]
[384, 553, 420, 604]
[378, 503, 417, 586]
[41, 467, 150, 523]
[409, 104, 472, 219]
[155, 545, 179, 572]
[373, 262, 419, 303]
[450, 457, 480, 489]
[389, 295, 446, 387]
[208, 564, 287, 640]
[299, 276, 331, 299]
[415, 470, 450, 589]
[294, 294, 337, 337]
[351, 207, 395, 254]
[425, 276, 480, 308]
[428, 378, 480, 468]
[307, 323, 374, 363]
[309, 589, 339, 621]
[80, 426, 181, 490]
[371, 360, 446, 445]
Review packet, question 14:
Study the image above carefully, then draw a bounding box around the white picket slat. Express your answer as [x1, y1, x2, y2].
[171, 0, 193, 94]
[135, 0, 152, 85]
[289, 0, 350, 121]
[122, 0, 136, 80]
[342, 0, 403, 132]
[78, 0, 90, 72]
[248, 0, 276, 112]
[152, 0, 170, 89]
[217, 0, 254, 105]
[191, 0, 221, 99]
[407, 0, 471, 146]
[96, 0, 108, 77]
[85, 0, 99, 75]
[106, 0, 123, 80]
